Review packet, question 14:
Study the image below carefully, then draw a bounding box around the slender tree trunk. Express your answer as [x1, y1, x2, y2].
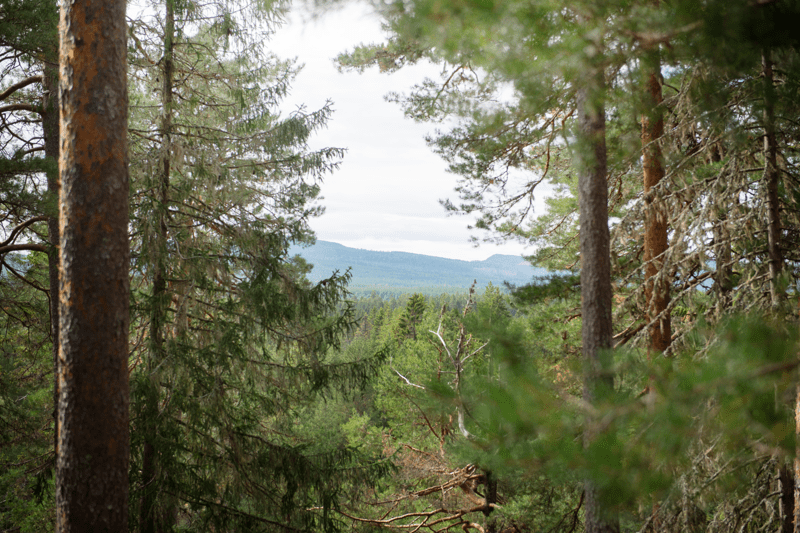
[779, 463, 795, 533]
[483, 469, 497, 532]
[761, 47, 792, 533]
[795, 377, 800, 533]
[762, 48, 782, 307]
[641, 50, 670, 354]
[141, 3, 175, 532]
[56, 1, 130, 531]
[710, 145, 733, 317]
[712, 212, 732, 303]
[42, 45, 60, 463]
[577, 67, 619, 533]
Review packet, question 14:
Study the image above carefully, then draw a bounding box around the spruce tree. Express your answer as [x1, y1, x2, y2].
[126, 1, 386, 530]
[0, 2, 60, 529]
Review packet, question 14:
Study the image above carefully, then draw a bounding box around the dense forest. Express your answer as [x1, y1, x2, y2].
[1, 0, 800, 532]
[288, 240, 550, 296]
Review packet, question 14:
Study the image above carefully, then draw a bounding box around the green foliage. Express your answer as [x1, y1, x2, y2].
[336, 274, 794, 531]
[335, 7, 800, 524]
[0, 3, 58, 530]
[0, 0, 58, 232]
[396, 293, 426, 341]
[0, 0, 56, 55]
[454, 310, 798, 524]
[124, 2, 393, 530]
[2, 0, 800, 531]
[0, 254, 54, 532]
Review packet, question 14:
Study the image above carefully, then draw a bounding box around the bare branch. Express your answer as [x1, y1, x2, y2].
[429, 325, 455, 364]
[337, 502, 496, 530]
[18, 146, 45, 155]
[394, 367, 425, 389]
[0, 215, 48, 248]
[0, 103, 41, 114]
[0, 75, 42, 101]
[0, 257, 48, 293]
[0, 243, 47, 254]
[623, 22, 703, 49]
[461, 342, 489, 365]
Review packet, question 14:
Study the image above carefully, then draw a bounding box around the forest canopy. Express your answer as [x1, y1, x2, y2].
[1, 0, 800, 532]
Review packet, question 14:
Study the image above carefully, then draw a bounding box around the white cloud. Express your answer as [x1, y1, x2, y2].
[270, 3, 538, 262]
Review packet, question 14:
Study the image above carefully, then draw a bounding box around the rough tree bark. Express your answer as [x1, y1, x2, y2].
[711, 146, 733, 318]
[56, 1, 130, 531]
[761, 48, 783, 311]
[795, 380, 800, 533]
[577, 66, 619, 533]
[641, 49, 670, 354]
[42, 44, 60, 461]
[759, 47, 793, 533]
[778, 463, 794, 533]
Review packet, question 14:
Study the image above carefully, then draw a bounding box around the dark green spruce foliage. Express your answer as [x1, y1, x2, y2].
[0, 0, 57, 176]
[0, 0, 58, 261]
[126, 1, 389, 530]
[0, 254, 54, 532]
[0, 2, 58, 530]
[396, 293, 426, 340]
[4, 0, 800, 530]
[0, 0, 56, 54]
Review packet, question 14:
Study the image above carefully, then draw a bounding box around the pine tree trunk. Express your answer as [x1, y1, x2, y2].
[56, 1, 130, 531]
[710, 146, 733, 316]
[779, 463, 794, 533]
[762, 48, 782, 307]
[795, 380, 800, 533]
[762, 48, 792, 532]
[484, 470, 497, 533]
[641, 52, 670, 354]
[577, 67, 619, 533]
[42, 44, 60, 463]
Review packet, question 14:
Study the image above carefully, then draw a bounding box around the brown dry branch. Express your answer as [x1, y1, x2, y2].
[0, 75, 42, 101]
[338, 501, 497, 533]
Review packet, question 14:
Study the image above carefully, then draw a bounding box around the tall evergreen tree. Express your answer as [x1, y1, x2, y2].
[574, 25, 618, 533]
[639, 21, 670, 354]
[56, 0, 130, 530]
[125, 1, 387, 530]
[0, 1, 60, 530]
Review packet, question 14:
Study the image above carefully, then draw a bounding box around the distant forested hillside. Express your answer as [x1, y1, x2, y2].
[289, 240, 551, 295]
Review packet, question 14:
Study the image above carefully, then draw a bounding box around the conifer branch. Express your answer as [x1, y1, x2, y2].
[0, 102, 40, 114]
[0, 75, 41, 101]
[0, 215, 48, 249]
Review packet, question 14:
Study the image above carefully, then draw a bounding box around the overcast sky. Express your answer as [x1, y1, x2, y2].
[268, 3, 541, 261]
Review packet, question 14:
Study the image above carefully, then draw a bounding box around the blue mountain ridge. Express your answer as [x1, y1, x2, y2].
[288, 240, 550, 293]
